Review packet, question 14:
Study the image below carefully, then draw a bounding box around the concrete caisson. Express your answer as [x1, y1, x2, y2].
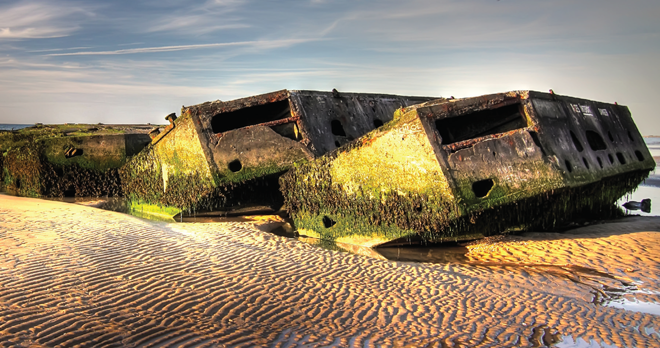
[280, 91, 655, 247]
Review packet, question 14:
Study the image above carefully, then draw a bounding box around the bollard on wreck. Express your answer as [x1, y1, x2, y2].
[279, 90, 656, 247]
[120, 89, 436, 216]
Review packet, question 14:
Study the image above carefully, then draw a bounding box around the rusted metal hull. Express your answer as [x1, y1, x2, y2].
[280, 91, 656, 247]
[121, 90, 436, 214]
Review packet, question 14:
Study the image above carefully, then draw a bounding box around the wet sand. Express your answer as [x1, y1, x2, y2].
[1, 195, 659, 347]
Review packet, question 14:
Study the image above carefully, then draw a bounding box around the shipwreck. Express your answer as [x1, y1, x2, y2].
[280, 90, 656, 247]
[120, 89, 436, 216]
[0, 125, 152, 198]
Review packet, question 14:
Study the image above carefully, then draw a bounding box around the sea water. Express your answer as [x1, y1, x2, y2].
[617, 137, 660, 216]
[0, 124, 33, 131]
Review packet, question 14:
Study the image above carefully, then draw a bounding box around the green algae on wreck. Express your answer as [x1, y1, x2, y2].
[0, 124, 152, 197]
[120, 112, 219, 215]
[120, 89, 436, 216]
[127, 200, 181, 222]
[280, 90, 656, 247]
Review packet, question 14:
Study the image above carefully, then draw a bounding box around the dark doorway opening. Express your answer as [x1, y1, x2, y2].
[435, 104, 527, 145]
[585, 131, 607, 151]
[211, 100, 291, 134]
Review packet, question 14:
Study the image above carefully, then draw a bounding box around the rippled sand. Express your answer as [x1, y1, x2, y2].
[0, 195, 659, 347]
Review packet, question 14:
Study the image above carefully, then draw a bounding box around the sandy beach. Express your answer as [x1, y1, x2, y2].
[0, 195, 659, 347]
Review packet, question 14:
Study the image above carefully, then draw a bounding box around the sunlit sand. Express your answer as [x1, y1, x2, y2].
[0, 194, 659, 347]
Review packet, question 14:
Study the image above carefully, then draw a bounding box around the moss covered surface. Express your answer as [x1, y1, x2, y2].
[214, 162, 294, 187]
[1, 142, 124, 197]
[280, 113, 463, 245]
[127, 201, 181, 221]
[1, 144, 42, 197]
[0, 124, 147, 151]
[450, 160, 566, 212]
[285, 160, 649, 246]
[121, 146, 288, 214]
[120, 113, 217, 212]
[39, 137, 127, 171]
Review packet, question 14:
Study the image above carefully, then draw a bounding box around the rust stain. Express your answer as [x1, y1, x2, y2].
[151, 122, 176, 145]
[442, 128, 526, 153]
[489, 97, 520, 109]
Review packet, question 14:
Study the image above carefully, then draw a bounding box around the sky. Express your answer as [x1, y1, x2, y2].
[0, 0, 659, 134]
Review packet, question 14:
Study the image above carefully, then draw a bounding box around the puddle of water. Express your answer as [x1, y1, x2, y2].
[297, 236, 390, 259]
[605, 298, 660, 316]
[175, 206, 284, 222]
[292, 233, 474, 263]
[555, 336, 620, 348]
[375, 244, 469, 263]
[617, 173, 660, 217]
[617, 140, 658, 216]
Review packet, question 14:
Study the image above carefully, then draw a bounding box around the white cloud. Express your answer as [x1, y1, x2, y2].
[28, 46, 93, 53]
[45, 38, 317, 56]
[146, 20, 249, 35]
[0, 1, 92, 39]
[143, 0, 247, 35]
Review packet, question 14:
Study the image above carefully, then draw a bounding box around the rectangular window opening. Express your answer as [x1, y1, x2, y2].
[211, 99, 291, 134]
[435, 103, 527, 145]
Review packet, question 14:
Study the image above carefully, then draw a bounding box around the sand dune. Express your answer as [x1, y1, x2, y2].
[0, 195, 659, 347]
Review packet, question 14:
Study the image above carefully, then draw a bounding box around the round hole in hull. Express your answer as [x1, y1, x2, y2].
[228, 159, 242, 172]
[570, 131, 584, 152]
[472, 179, 494, 198]
[616, 152, 626, 165]
[331, 120, 346, 136]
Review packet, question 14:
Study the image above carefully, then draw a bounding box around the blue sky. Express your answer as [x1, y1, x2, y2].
[1, 0, 659, 134]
